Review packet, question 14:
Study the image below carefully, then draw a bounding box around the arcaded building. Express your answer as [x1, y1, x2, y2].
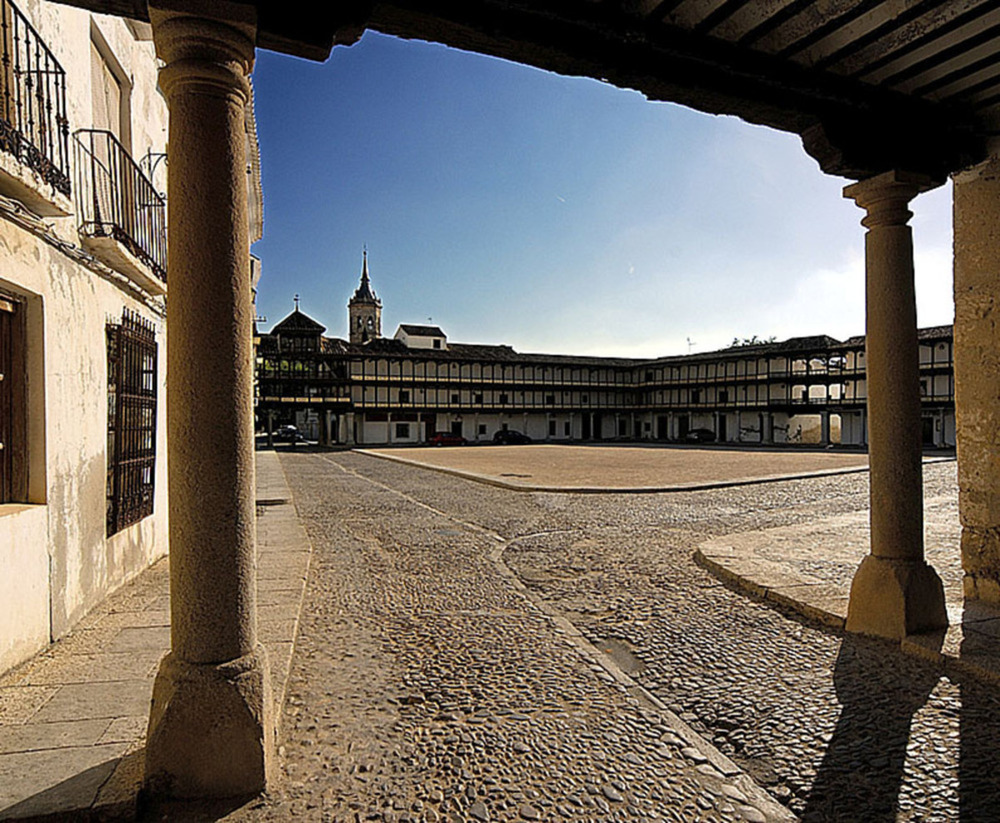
[256, 259, 956, 450]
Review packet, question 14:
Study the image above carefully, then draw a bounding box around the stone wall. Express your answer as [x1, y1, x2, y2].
[954, 156, 1000, 602]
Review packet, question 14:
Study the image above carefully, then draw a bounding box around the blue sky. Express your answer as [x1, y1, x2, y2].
[251, 31, 955, 358]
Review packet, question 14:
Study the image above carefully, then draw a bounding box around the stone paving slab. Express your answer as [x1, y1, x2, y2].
[0, 450, 313, 821]
[693, 481, 1000, 684]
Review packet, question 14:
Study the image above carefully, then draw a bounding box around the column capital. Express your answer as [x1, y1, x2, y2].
[151, 2, 256, 103]
[843, 170, 936, 229]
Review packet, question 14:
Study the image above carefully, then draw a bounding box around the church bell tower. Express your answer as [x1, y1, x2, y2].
[348, 248, 382, 343]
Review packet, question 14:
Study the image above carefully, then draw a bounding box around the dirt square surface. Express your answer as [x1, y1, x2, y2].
[363, 444, 871, 490]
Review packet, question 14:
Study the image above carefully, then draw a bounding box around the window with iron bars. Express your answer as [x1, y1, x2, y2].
[106, 309, 157, 536]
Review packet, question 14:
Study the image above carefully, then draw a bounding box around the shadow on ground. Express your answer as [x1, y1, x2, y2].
[802, 634, 943, 821]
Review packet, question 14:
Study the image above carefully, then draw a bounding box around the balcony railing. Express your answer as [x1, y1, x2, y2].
[0, 0, 69, 194]
[74, 129, 166, 283]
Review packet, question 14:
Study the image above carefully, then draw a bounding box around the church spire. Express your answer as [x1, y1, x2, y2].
[348, 247, 382, 343]
[352, 246, 379, 303]
[360, 248, 371, 290]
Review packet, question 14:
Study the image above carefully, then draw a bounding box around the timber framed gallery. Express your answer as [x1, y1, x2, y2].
[256, 279, 956, 450]
[38, 0, 1000, 799]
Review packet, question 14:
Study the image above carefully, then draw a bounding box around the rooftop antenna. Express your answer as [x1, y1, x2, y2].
[294, 294, 300, 311]
[687, 336, 696, 353]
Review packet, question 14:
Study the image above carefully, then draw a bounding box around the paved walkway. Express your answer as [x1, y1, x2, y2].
[246, 451, 999, 822]
[696, 484, 1000, 684]
[0, 451, 312, 821]
[231, 451, 793, 823]
[2, 448, 996, 822]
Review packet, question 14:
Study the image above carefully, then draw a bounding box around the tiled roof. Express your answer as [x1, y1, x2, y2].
[271, 309, 326, 335]
[259, 325, 953, 367]
[399, 324, 446, 337]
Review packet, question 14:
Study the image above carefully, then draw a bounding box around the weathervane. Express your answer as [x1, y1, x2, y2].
[294, 294, 300, 311]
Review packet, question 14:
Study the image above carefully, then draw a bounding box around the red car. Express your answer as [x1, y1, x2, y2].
[428, 431, 467, 446]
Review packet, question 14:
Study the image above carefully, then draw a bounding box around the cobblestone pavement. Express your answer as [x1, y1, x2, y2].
[232, 452, 999, 823]
[227, 452, 792, 823]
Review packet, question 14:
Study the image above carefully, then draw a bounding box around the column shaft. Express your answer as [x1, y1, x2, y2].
[163, 23, 257, 664]
[146, 5, 274, 798]
[864, 220, 923, 559]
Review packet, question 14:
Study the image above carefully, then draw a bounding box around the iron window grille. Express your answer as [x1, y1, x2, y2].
[75, 129, 167, 282]
[0, 0, 69, 195]
[106, 308, 157, 536]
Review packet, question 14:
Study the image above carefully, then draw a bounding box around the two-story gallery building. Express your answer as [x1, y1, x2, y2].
[256, 256, 956, 451]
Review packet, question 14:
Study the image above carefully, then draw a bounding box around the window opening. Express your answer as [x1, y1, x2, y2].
[106, 308, 157, 535]
[0, 293, 25, 502]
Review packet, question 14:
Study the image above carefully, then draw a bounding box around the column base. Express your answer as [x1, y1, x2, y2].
[144, 646, 275, 799]
[846, 555, 947, 640]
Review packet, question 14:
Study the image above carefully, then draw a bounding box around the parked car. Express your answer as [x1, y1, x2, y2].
[428, 431, 467, 446]
[493, 430, 532, 445]
[273, 425, 306, 443]
[684, 428, 716, 443]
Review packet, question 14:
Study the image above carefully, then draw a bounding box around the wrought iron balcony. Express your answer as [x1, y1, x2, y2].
[74, 129, 166, 291]
[0, 0, 70, 207]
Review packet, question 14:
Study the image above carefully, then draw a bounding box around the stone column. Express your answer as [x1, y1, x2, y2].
[843, 170, 946, 639]
[146, 4, 274, 797]
[954, 155, 1000, 602]
[820, 411, 831, 446]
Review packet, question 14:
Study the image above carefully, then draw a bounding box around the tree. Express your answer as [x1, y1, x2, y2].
[730, 335, 777, 347]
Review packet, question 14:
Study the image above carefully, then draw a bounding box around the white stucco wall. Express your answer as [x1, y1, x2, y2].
[0, 4, 169, 674]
